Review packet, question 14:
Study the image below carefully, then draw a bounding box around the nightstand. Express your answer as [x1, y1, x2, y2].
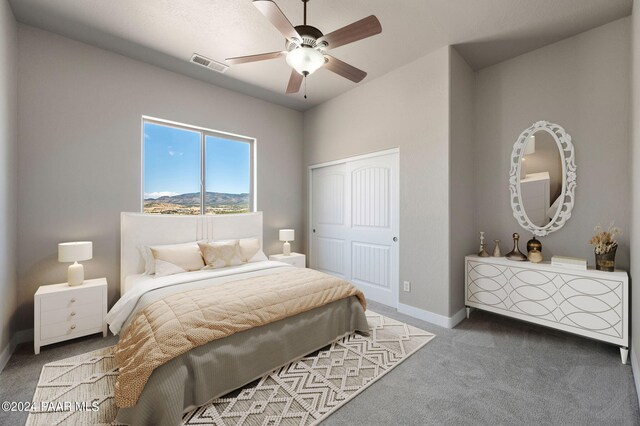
[34, 277, 108, 354]
[269, 252, 306, 268]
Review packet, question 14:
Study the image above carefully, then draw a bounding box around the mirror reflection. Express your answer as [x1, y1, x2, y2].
[519, 130, 563, 227]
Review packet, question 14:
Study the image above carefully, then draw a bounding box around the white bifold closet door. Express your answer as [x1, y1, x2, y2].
[310, 151, 399, 308]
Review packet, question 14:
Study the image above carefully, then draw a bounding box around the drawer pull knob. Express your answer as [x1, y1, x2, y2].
[70, 324, 76, 330]
[70, 298, 76, 303]
[70, 312, 76, 317]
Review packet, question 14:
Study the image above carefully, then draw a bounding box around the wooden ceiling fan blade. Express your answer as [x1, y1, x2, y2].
[226, 51, 286, 65]
[286, 69, 303, 94]
[318, 15, 381, 50]
[324, 55, 367, 83]
[253, 0, 301, 43]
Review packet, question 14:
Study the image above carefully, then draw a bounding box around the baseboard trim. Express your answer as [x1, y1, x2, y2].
[0, 329, 34, 372]
[632, 347, 640, 408]
[397, 303, 466, 329]
[0, 339, 12, 373]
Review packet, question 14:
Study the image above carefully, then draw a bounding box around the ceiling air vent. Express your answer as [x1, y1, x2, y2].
[190, 53, 228, 73]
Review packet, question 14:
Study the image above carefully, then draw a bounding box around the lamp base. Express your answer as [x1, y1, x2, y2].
[283, 241, 291, 256]
[67, 262, 85, 286]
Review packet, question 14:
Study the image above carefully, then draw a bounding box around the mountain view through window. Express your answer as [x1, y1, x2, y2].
[143, 120, 252, 215]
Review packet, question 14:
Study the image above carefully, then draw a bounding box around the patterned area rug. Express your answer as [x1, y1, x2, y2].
[26, 311, 434, 426]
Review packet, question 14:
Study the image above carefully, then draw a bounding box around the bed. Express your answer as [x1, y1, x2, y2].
[107, 212, 368, 426]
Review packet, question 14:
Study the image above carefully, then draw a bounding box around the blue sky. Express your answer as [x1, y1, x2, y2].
[144, 122, 250, 199]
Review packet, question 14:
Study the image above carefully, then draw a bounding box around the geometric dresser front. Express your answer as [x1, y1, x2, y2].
[465, 255, 628, 363]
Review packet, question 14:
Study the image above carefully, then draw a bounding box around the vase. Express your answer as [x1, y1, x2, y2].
[506, 233, 528, 261]
[492, 240, 502, 257]
[527, 236, 542, 253]
[528, 248, 543, 263]
[595, 246, 617, 272]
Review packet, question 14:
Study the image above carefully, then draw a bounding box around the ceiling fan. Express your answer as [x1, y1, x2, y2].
[226, 0, 382, 97]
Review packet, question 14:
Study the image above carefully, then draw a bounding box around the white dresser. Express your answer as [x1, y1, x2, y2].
[34, 277, 108, 354]
[465, 255, 628, 363]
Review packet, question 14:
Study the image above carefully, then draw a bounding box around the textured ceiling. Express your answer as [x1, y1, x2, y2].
[9, 0, 632, 111]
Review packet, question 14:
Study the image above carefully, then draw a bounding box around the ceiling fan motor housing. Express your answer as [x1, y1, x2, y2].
[286, 25, 325, 50]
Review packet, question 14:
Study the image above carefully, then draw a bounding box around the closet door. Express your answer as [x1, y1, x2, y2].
[310, 151, 399, 307]
[311, 163, 349, 278]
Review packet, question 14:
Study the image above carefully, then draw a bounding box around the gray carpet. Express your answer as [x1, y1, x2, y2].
[1, 301, 638, 425]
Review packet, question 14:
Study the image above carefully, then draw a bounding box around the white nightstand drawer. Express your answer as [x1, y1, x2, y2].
[269, 253, 306, 268]
[286, 256, 305, 268]
[40, 314, 103, 340]
[40, 301, 103, 325]
[40, 286, 102, 312]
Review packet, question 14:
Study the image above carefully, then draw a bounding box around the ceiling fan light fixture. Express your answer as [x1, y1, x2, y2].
[286, 47, 325, 76]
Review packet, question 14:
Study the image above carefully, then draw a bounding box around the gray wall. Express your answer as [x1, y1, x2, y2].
[16, 25, 304, 329]
[475, 17, 630, 269]
[303, 47, 454, 317]
[0, 0, 18, 353]
[448, 48, 476, 315]
[631, 0, 640, 384]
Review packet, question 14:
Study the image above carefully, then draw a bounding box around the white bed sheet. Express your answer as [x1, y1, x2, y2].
[107, 260, 290, 335]
[123, 273, 145, 294]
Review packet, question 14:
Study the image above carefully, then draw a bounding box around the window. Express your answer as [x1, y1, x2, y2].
[143, 118, 254, 215]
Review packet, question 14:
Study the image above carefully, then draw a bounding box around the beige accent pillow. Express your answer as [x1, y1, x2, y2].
[199, 240, 242, 269]
[238, 238, 268, 263]
[142, 241, 201, 275]
[150, 243, 205, 272]
[154, 259, 187, 278]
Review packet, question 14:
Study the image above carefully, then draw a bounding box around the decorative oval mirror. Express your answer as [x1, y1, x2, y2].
[509, 120, 576, 237]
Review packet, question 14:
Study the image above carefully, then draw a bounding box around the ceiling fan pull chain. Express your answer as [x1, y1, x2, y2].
[304, 75, 307, 99]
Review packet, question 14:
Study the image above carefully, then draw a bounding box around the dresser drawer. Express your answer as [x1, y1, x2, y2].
[40, 286, 102, 312]
[40, 301, 103, 325]
[41, 314, 103, 341]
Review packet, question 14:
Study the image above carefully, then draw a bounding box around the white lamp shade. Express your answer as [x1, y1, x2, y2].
[58, 241, 93, 263]
[524, 135, 536, 155]
[286, 47, 325, 76]
[279, 229, 295, 242]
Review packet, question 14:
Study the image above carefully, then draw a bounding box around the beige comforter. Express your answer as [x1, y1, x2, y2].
[114, 267, 366, 407]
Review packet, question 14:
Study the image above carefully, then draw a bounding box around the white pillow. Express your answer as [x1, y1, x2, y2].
[138, 244, 155, 275]
[140, 241, 201, 275]
[238, 238, 268, 263]
[154, 259, 187, 278]
[199, 240, 243, 269]
[150, 243, 205, 272]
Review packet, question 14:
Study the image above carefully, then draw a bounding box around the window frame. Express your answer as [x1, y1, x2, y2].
[141, 116, 257, 215]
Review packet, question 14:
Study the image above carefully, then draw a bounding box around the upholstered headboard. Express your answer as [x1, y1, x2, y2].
[120, 212, 263, 295]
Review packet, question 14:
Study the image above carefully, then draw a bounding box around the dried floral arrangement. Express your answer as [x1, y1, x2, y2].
[589, 223, 621, 254]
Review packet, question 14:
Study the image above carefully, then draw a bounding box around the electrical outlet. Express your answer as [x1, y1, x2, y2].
[403, 281, 411, 292]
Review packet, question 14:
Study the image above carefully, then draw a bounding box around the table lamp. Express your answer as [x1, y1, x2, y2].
[58, 241, 93, 286]
[279, 229, 294, 256]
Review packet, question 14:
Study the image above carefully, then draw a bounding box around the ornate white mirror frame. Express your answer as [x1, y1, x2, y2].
[509, 120, 576, 237]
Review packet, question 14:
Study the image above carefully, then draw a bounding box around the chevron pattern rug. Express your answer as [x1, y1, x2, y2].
[27, 311, 434, 426]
